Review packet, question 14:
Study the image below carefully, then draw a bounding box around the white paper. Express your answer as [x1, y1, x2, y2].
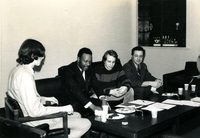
[129, 100, 155, 106]
[149, 102, 176, 110]
[142, 106, 164, 112]
[162, 99, 183, 105]
[191, 97, 200, 103]
[162, 99, 200, 107]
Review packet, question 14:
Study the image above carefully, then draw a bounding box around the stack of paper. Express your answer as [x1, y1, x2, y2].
[115, 100, 154, 108]
[141, 102, 176, 111]
[162, 99, 183, 105]
[149, 103, 176, 110]
[129, 100, 155, 106]
[162, 99, 200, 107]
[191, 97, 200, 103]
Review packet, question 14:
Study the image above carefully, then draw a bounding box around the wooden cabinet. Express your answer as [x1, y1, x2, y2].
[138, 0, 186, 47]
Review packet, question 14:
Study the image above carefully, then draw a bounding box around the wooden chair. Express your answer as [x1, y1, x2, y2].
[5, 92, 68, 138]
[0, 116, 47, 138]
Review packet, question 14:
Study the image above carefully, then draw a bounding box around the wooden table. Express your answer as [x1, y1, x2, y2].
[88, 90, 199, 138]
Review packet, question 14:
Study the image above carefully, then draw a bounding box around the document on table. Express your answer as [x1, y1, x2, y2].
[115, 100, 154, 108]
[142, 106, 164, 111]
[141, 102, 175, 111]
[191, 97, 200, 103]
[162, 99, 200, 107]
[162, 99, 183, 105]
[181, 100, 200, 107]
[129, 100, 155, 106]
[149, 102, 176, 110]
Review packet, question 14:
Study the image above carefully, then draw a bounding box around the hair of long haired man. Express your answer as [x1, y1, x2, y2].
[77, 47, 92, 58]
[131, 46, 146, 58]
[102, 50, 119, 63]
[16, 39, 45, 65]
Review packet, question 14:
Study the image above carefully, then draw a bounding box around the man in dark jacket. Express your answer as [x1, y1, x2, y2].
[58, 48, 101, 117]
[123, 46, 163, 100]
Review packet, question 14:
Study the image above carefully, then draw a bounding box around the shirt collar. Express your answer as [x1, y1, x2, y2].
[24, 64, 34, 75]
[77, 65, 84, 73]
[133, 63, 140, 69]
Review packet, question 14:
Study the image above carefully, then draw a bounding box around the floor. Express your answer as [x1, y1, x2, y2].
[183, 127, 200, 138]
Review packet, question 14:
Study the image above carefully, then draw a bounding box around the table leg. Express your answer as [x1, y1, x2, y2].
[173, 118, 180, 135]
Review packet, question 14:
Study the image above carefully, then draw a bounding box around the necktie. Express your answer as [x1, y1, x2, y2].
[137, 65, 141, 76]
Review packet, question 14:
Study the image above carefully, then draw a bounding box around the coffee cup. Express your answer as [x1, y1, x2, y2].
[102, 105, 109, 114]
[184, 84, 189, 91]
[191, 85, 196, 92]
[151, 108, 158, 118]
[101, 111, 107, 122]
[178, 88, 183, 95]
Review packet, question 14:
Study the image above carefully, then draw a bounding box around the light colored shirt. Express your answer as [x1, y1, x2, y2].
[7, 64, 72, 129]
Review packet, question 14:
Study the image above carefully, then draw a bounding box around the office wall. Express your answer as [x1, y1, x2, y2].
[144, 0, 200, 82]
[0, 0, 136, 107]
[0, 0, 199, 107]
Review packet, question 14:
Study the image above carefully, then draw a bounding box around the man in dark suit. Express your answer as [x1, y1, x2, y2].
[58, 48, 102, 117]
[123, 46, 163, 100]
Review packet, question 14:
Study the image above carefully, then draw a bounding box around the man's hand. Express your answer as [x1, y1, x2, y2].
[142, 80, 162, 88]
[45, 97, 59, 105]
[110, 87, 127, 97]
[149, 81, 162, 88]
[89, 104, 102, 111]
[155, 79, 163, 86]
[118, 86, 128, 95]
[64, 105, 74, 115]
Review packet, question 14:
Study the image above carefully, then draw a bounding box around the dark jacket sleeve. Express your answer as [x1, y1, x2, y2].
[123, 61, 156, 87]
[143, 65, 156, 81]
[123, 63, 143, 87]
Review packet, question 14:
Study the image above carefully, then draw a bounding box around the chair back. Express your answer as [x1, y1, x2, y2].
[35, 77, 62, 98]
[0, 117, 46, 138]
[5, 92, 24, 121]
[185, 61, 199, 76]
[4, 93, 70, 138]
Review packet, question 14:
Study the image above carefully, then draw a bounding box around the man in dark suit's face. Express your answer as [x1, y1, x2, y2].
[77, 53, 92, 71]
[132, 50, 144, 66]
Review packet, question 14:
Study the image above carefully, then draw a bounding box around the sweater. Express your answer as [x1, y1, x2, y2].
[92, 62, 131, 97]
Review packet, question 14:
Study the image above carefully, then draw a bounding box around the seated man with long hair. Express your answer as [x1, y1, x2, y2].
[7, 39, 91, 138]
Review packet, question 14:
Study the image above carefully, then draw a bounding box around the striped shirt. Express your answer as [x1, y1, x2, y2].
[92, 62, 131, 97]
